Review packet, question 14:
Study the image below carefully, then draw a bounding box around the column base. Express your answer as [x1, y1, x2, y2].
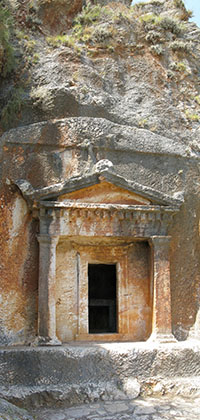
[188, 333, 200, 342]
[148, 332, 177, 344]
[36, 336, 62, 346]
[188, 309, 200, 341]
[188, 327, 200, 342]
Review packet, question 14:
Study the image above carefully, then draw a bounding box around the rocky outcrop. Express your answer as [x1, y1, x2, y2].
[36, 0, 83, 33]
[0, 0, 200, 345]
[0, 398, 33, 420]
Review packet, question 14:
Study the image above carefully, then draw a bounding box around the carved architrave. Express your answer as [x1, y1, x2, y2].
[17, 162, 183, 344]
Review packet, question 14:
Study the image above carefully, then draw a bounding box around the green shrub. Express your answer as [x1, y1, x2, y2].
[170, 40, 192, 53]
[169, 61, 187, 72]
[173, 0, 185, 7]
[16, 31, 39, 65]
[139, 13, 158, 25]
[146, 30, 163, 44]
[0, 4, 15, 77]
[185, 110, 199, 121]
[194, 95, 200, 105]
[138, 118, 148, 128]
[30, 85, 54, 112]
[46, 3, 115, 53]
[140, 14, 183, 35]
[32, 53, 40, 64]
[150, 44, 164, 55]
[176, 61, 188, 72]
[74, 2, 102, 26]
[159, 16, 183, 35]
[150, 0, 163, 5]
[38, 0, 75, 4]
[133, 0, 163, 8]
[173, 0, 193, 20]
[46, 34, 75, 48]
[0, 87, 24, 130]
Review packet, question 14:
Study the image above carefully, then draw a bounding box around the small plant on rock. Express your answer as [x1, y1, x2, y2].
[0, 87, 24, 130]
[74, 1, 103, 26]
[169, 61, 187, 72]
[173, 0, 185, 7]
[46, 34, 75, 48]
[173, 0, 193, 20]
[150, 44, 164, 56]
[139, 13, 158, 26]
[30, 85, 54, 112]
[170, 40, 192, 53]
[150, 0, 163, 5]
[194, 96, 200, 105]
[0, 4, 15, 77]
[185, 109, 199, 122]
[159, 16, 183, 35]
[146, 30, 163, 44]
[138, 118, 148, 128]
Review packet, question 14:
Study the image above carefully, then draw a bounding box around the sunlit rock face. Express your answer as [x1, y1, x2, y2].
[0, 398, 33, 420]
[92, 0, 132, 5]
[0, 0, 200, 345]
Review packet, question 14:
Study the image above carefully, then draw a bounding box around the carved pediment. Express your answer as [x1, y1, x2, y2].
[15, 160, 184, 208]
[58, 181, 151, 205]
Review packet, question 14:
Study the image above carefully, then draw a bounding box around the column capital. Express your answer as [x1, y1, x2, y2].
[149, 236, 171, 256]
[37, 234, 59, 245]
[149, 235, 171, 245]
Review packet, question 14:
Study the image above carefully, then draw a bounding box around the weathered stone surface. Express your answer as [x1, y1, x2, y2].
[123, 378, 141, 398]
[0, 343, 200, 408]
[30, 395, 200, 420]
[36, 0, 83, 33]
[0, 398, 33, 420]
[55, 241, 151, 342]
[0, 0, 200, 347]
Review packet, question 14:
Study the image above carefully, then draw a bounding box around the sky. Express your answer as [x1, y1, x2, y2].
[184, 0, 200, 26]
[132, 0, 200, 27]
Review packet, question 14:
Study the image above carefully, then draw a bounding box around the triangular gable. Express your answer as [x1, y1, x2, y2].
[15, 160, 184, 207]
[59, 181, 150, 205]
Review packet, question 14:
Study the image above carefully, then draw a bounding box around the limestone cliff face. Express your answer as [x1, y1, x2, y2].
[0, 0, 200, 344]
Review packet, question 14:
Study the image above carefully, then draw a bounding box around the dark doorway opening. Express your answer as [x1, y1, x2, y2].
[88, 264, 117, 333]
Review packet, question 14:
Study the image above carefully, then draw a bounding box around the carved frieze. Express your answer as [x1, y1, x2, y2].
[15, 161, 184, 344]
[38, 201, 179, 238]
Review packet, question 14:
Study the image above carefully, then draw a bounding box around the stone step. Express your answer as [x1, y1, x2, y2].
[0, 341, 200, 408]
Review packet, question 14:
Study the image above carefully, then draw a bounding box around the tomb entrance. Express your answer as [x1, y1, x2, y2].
[88, 263, 117, 334]
[17, 160, 183, 344]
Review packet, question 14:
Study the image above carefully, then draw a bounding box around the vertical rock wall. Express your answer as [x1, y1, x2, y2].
[0, 0, 200, 344]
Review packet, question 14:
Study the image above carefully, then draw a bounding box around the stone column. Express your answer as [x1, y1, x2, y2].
[149, 236, 176, 343]
[37, 234, 61, 345]
[188, 308, 200, 341]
